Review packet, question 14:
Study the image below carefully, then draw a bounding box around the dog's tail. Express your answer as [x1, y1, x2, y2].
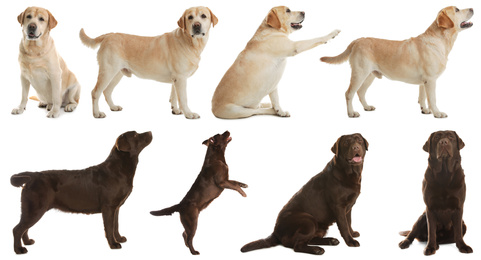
[150, 204, 180, 216]
[79, 28, 108, 49]
[11, 173, 32, 187]
[320, 40, 356, 64]
[240, 235, 280, 253]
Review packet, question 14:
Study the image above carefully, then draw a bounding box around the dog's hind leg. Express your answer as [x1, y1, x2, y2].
[13, 202, 48, 254]
[345, 66, 371, 118]
[180, 207, 200, 255]
[357, 73, 376, 112]
[103, 72, 124, 112]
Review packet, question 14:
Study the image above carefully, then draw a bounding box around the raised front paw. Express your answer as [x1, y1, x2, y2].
[329, 29, 341, 39]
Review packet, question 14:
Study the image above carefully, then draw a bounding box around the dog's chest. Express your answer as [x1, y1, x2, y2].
[20, 58, 56, 95]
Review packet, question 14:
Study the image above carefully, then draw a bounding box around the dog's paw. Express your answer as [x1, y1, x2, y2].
[399, 239, 411, 249]
[352, 231, 360, 237]
[109, 242, 122, 249]
[64, 103, 77, 112]
[458, 245, 473, 254]
[330, 29, 341, 39]
[24, 239, 35, 245]
[14, 246, 28, 254]
[184, 112, 200, 119]
[433, 111, 447, 118]
[238, 182, 248, 188]
[424, 246, 436, 256]
[276, 109, 290, 117]
[363, 106, 375, 112]
[110, 105, 123, 112]
[94, 111, 106, 118]
[420, 106, 431, 114]
[171, 107, 183, 115]
[348, 111, 360, 118]
[11, 107, 25, 115]
[346, 239, 360, 247]
[46, 110, 60, 118]
[116, 236, 127, 243]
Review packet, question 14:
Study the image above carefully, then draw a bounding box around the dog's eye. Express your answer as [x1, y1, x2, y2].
[286, 8, 291, 13]
[26, 15, 32, 19]
[201, 14, 207, 19]
[188, 15, 194, 20]
[39, 17, 45, 22]
[455, 8, 460, 12]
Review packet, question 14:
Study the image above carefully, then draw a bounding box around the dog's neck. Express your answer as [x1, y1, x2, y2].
[106, 146, 139, 179]
[428, 156, 461, 177]
[203, 146, 226, 166]
[176, 28, 209, 57]
[420, 21, 459, 59]
[331, 157, 362, 184]
[20, 33, 54, 57]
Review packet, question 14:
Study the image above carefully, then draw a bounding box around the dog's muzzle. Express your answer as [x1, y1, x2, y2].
[191, 22, 204, 37]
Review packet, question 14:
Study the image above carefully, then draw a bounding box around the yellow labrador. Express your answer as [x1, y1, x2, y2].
[80, 6, 217, 119]
[321, 6, 474, 118]
[13, 7, 81, 118]
[212, 6, 340, 119]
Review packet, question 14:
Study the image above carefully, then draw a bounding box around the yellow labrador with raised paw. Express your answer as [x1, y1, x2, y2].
[212, 6, 340, 119]
[80, 6, 217, 119]
[321, 6, 473, 118]
[13, 7, 81, 118]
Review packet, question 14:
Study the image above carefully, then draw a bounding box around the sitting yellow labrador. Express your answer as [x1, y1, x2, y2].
[212, 6, 340, 119]
[80, 6, 217, 119]
[321, 6, 473, 118]
[13, 7, 81, 118]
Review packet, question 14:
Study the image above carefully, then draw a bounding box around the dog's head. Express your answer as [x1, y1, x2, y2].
[265, 6, 305, 33]
[423, 130, 464, 161]
[202, 131, 232, 151]
[18, 7, 57, 41]
[115, 131, 153, 155]
[331, 133, 368, 167]
[436, 6, 474, 31]
[178, 6, 218, 38]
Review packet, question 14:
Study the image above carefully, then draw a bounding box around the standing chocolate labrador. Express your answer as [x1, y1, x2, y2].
[399, 130, 473, 255]
[150, 131, 247, 255]
[11, 131, 152, 254]
[241, 133, 368, 255]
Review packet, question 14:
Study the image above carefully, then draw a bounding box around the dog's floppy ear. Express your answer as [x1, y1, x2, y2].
[46, 9, 58, 30]
[423, 133, 434, 153]
[331, 136, 342, 155]
[17, 8, 27, 26]
[453, 131, 465, 150]
[361, 135, 369, 151]
[178, 10, 187, 30]
[202, 138, 214, 146]
[266, 9, 281, 29]
[116, 135, 131, 152]
[437, 9, 454, 29]
[207, 7, 218, 27]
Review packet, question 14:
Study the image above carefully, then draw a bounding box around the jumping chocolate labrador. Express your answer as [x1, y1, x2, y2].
[241, 133, 368, 255]
[399, 130, 473, 255]
[150, 131, 247, 255]
[11, 131, 152, 254]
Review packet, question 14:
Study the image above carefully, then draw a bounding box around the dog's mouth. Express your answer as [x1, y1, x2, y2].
[27, 32, 42, 40]
[227, 137, 232, 143]
[291, 20, 303, 30]
[460, 20, 473, 29]
[348, 154, 363, 165]
[191, 31, 206, 38]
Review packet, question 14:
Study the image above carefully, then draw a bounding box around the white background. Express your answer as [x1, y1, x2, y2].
[1, 0, 480, 259]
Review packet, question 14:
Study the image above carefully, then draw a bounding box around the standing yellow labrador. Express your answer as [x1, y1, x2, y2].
[212, 6, 340, 119]
[321, 6, 474, 118]
[13, 7, 81, 118]
[80, 6, 217, 119]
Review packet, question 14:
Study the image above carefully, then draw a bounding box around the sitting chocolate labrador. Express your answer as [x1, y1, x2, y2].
[399, 130, 473, 255]
[11, 131, 152, 254]
[241, 133, 368, 255]
[150, 131, 247, 255]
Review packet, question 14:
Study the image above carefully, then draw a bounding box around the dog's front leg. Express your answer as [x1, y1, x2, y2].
[47, 71, 62, 118]
[269, 89, 290, 117]
[102, 206, 122, 249]
[334, 207, 359, 247]
[290, 30, 341, 56]
[424, 209, 438, 255]
[218, 180, 247, 197]
[453, 209, 473, 253]
[113, 208, 127, 243]
[173, 78, 199, 119]
[424, 81, 447, 118]
[12, 76, 30, 115]
[346, 210, 359, 237]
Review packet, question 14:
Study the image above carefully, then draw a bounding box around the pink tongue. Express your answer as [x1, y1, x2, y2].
[352, 156, 362, 163]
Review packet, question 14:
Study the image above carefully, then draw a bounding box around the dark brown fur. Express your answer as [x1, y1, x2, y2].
[399, 130, 473, 255]
[150, 131, 247, 255]
[241, 133, 368, 255]
[11, 131, 152, 254]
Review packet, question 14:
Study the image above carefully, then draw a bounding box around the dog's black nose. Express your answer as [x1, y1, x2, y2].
[439, 139, 449, 146]
[28, 23, 37, 31]
[193, 22, 201, 29]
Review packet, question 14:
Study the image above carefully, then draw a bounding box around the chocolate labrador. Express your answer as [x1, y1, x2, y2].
[241, 133, 368, 255]
[150, 131, 247, 255]
[11, 131, 152, 254]
[399, 130, 473, 255]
